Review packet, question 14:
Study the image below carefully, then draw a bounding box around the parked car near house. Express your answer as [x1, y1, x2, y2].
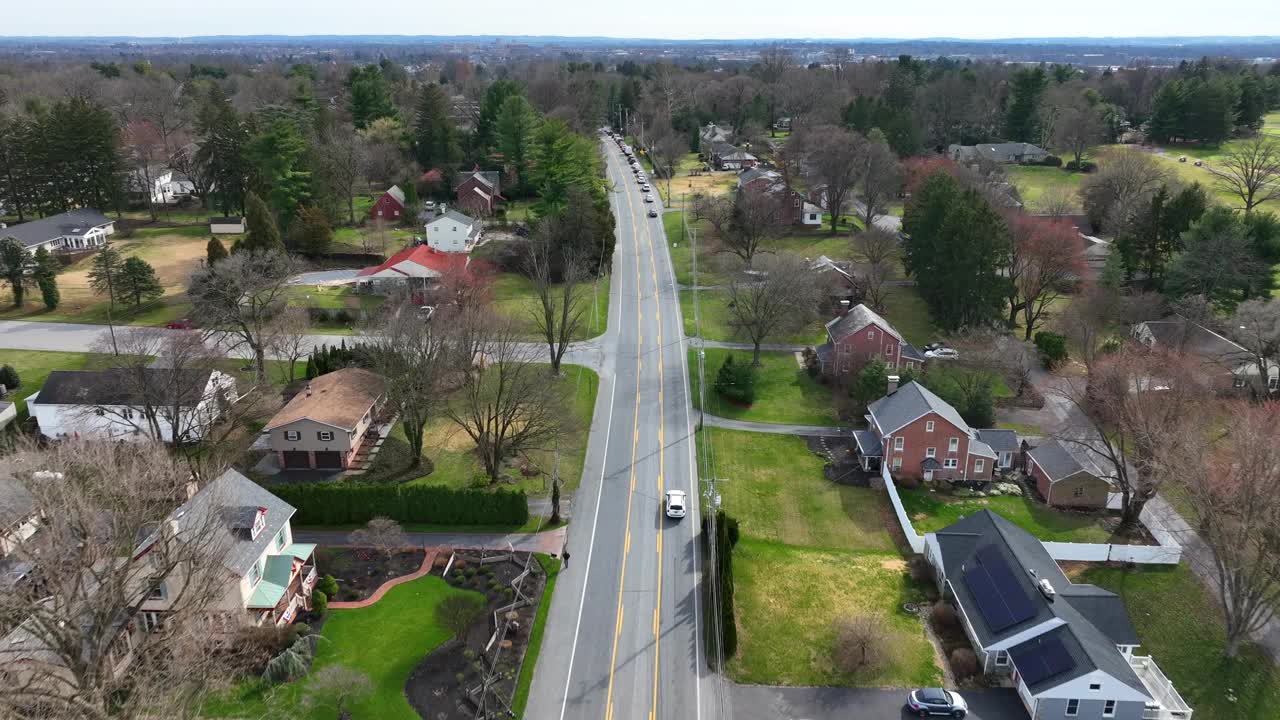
[925, 348, 960, 359]
[906, 688, 967, 717]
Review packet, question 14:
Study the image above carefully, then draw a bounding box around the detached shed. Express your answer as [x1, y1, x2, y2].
[1025, 439, 1111, 509]
[210, 216, 246, 234]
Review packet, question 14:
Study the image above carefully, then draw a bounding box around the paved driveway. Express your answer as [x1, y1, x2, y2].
[730, 685, 1027, 720]
[287, 269, 360, 286]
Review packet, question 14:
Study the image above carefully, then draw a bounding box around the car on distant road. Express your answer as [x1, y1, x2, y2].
[664, 490, 687, 518]
[644, 194, 654, 203]
[906, 688, 967, 718]
[648, 208, 658, 218]
[642, 184, 650, 192]
[925, 348, 960, 360]
[165, 318, 196, 330]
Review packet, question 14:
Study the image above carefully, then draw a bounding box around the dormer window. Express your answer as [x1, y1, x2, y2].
[250, 507, 267, 540]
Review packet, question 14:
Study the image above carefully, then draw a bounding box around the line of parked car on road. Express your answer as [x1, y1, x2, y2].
[607, 131, 659, 218]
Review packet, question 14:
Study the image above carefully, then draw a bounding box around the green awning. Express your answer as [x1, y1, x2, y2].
[247, 555, 295, 609]
[279, 543, 316, 562]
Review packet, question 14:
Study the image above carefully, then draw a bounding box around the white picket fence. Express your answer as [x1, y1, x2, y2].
[879, 464, 1182, 565]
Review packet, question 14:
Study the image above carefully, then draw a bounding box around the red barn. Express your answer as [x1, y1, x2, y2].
[370, 185, 406, 221]
[454, 169, 503, 217]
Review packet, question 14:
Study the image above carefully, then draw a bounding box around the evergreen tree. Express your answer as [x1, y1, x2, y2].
[245, 117, 312, 227]
[288, 206, 333, 257]
[347, 65, 398, 130]
[496, 95, 540, 195]
[206, 236, 228, 266]
[1147, 80, 1187, 143]
[0, 364, 19, 391]
[32, 247, 60, 310]
[0, 237, 28, 307]
[412, 83, 460, 169]
[852, 361, 889, 408]
[87, 241, 126, 310]
[1114, 183, 1207, 289]
[1004, 66, 1048, 143]
[902, 172, 1011, 331]
[473, 80, 521, 160]
[239, 191, 284, 253]
[1167, 208, 1271, 311]
[195, 85, 251, 215]
[118, 257, 164, 309]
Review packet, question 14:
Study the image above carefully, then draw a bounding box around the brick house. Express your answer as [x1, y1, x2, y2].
[853, 379, 997, 484]
[1025, 439, 1112, 509]
[371, 185, 406, 221]
[454, 169, 504, 217]
[814, 303, 925, 376]
[737, 168, 822, 227]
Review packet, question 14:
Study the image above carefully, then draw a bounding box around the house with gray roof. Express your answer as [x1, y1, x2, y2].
[1026, 439, 1113, 509]
[924, 510, 1192, 720]
[0, 209, 115, 254]
[948, 142, 1051, 165]
[424, 207, 481, 253]
[815, 303, 925, 376]
[854, 380, 999, 484]
[975, 428, 1019, 470]
[1132, 315, 1277, 395]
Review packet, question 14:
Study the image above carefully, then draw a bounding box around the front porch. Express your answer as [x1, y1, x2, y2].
[247, 545, 318, 627]
[852, 430, 882, 472]
[1130, 656, 1193, 720]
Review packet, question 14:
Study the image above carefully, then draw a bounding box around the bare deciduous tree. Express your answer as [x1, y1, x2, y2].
[0, 441, 239, 719]
[649, 128, 688, 200]
[1080, 148, 1169, 234]
[1035, 186, 1078, 218]
[188, 249, 300, 383]
[1059, 286, 1165, 370]
[952, 328, 1039, 397]
[853, 135, 902, 230]
[1050, 102, 1105, 168]
[349, 517, 409, 560]
[1229, 298, 1280, 396]
[1205, 135, 1280, 213]
[435, 594, 485, 644]
[800, 124, 863, 235]
[301, 665, 374, 719]
[851, 227, 899, 311]
[831, 614, 891, 675]
[444, 319, 570, 481]
[689, 192, 735, 238]
[526, 226, 590, 374]
[721, 186, 786, 268]
[267, 307, 312, 385]
[724, 253, 820, 365]
[1171, 400, 1280, 657]
[1006, 214, 1086, 339]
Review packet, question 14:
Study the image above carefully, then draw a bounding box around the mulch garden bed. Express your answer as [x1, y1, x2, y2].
[405, 549, 546, 720]
[314, 546, 426, 603]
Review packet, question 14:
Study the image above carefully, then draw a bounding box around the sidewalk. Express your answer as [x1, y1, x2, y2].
[701, 414, 846, 436]
[327, 548, 439, 609]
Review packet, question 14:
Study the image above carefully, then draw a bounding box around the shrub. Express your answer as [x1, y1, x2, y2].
[801, 347, 821, 377]
[317, 574, 339, 598]
[0, 365, 20, 391]
[436, 594, 486, 642]
[949, 647, 980, 677]
[465, 568, 477, 579]
[896, 474, 921, 490]
[832, 614, 892, 675]
[714, 354, 757, 405]
[262, 635, 316, 685]
[1065, 160, 1097, 172]
[268, 483, 529, 527]
[311, 589, 329, 615]
[908, 556, 932, 583]
[1034, 331, 1069, 370]
[701, 510, 738, 664]
[931, 602, 959, 630]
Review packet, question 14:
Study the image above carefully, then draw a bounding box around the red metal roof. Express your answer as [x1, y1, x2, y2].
[356, 245, 468, 277]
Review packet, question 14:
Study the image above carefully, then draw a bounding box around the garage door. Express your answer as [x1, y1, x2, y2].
[282, 451, 310, 469]
[314, 451, 343, 470]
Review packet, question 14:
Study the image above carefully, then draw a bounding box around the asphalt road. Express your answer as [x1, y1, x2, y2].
[524, 141, 715, 720]
[731, 685, 1027, 720]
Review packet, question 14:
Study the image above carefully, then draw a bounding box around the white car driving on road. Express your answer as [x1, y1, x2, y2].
[664, 490, 687, 519]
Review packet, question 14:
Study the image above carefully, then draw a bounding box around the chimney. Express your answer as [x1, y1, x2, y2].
[887, 374, 900, 395]
[305, 384, 313, 398]
[1038, 578, 1057, 602]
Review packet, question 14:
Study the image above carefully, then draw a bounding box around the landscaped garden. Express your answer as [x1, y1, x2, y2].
[705, 428, 943, 687]
[897, 485, 1115, 544]
[1075, 562, 1280, 720]
[689, 348, 836, 426]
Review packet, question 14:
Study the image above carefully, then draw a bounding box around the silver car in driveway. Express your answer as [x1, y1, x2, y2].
[907, 688, 968, 717]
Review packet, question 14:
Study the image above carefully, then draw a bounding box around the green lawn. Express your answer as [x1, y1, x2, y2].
[663, 211, 727, 287]
[365, 365, 599, 497]
[205, 575, 479, 720]
[1079, 563, 1280, 720]
[729, 540, 943, 688]
[330, 226, 415, 255]
[690, 348, 836, 426]
[880, 285, 938, 348]
[774, 228, 852, 261]
[1005, 166, 1086, 214]
[679, 289, 827, 345]
[898, 487, 1114, 543]
[704, 427, 940, 687]
[491, 272, 611, 341]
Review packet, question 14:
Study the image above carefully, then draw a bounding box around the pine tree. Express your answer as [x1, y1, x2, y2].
[347, 65, 398, 130]
[195, 85, 250, 215]
[32, 247, 60, 310]
[287, 206, 333, 257]
[239, 191, 284, 253]
[88, 242, 126, 310]
[118, 257, 164, 309]
[206, 236, 228, 266]
[0, 237, 28, 308]
[1004, 66, 1049, 143]
[412, 83, 460, 169]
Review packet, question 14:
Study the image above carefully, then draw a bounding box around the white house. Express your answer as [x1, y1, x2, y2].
[424, 209, 481, 253]
[924, 510, 1192, 720]
[129, 166, 195, 205]
[138, 469, 317, 630]
[0, 209, 114, 253]
[27, 368, 237, 444]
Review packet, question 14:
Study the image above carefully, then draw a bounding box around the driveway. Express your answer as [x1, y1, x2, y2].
[287, 269, 360, 286]
[730, 685, 1027, 720]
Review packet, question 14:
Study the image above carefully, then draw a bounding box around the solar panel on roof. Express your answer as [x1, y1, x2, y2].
[974, 544, 1038, 627]
[1011, 635, 1075, 688]
[963, 565, 1017, 632]
[1041, 636, 1074, 676]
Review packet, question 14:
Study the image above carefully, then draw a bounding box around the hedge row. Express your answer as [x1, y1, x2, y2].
[271, 483, 529, 527]
[701, 510, 739, 666]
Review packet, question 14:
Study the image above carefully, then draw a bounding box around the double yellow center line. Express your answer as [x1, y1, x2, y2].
[603, 146, 667, 720]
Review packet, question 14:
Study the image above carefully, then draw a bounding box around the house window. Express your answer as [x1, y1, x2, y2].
[275, 529, 286, 550]
[1103, 700, 1116, 717]
[1089, 683, 1102, 691]
[147, 582, 167, 601]
[141, 611, 165, 633]
[994, 650, 1009, 666]
[948, 437, 959, 452]
[893, 436, 904, 451]
[926, 447, 936, 458]
[1073, 486, 1085, 497]
[1066, 699, 1080, 716]
[975, 459, 985, 473]
[944, 458, 958, 469]
[318, 431, 334, 442]
[1270, 376, 1279, 390]
[925, 421, 935, 433]
[892, 457, 902, 470]
[248, 560, 261, 587]
[284, 430, 300, 442]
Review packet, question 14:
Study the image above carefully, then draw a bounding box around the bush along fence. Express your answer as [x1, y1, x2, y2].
[271, 483, 529, 527]
[701, 510, 739, 667]
[879, 464, 1182, 565]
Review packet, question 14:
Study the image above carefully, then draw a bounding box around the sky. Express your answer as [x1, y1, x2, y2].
[6, 0, 1280, 40]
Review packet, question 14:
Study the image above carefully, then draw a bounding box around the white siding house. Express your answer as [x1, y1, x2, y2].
[0, 209, 114, 253]
[424, 209, 480, 253]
